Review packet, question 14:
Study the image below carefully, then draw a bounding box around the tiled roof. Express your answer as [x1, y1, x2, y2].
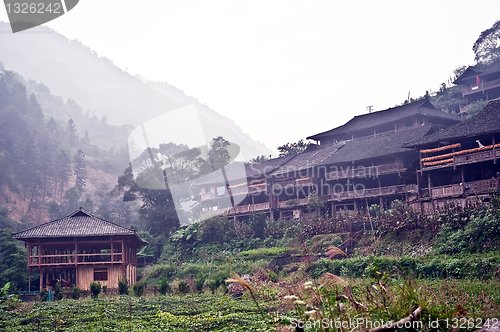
[197, 127, 434, 182]
[319, 126, 434, 165]
[246, 154, 296, 178]
[307, 100, 460, 141]
[403, 99, 500, 148]
[270, 143, 345, 176]
[12, 209, 147, 243]
[454, 59, 500, 84]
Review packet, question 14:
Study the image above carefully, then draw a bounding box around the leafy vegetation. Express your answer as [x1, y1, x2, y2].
[277, 139, 311, 157]
[89, 281, 101, 299]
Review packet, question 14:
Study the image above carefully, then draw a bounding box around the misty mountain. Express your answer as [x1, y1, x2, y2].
[0, 68, 135, 225]
[0, 22, 272, 160]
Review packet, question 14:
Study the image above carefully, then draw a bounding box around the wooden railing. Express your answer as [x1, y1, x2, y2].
[201, 192, 215, 200]
[295, 178, 314, 187]
[463, 78, 500, 95]
[377, 163, 405, 175]
[247, 185, 266, 194]
[431, 178, 500, 199]
[224, 202, 270, 215]
[29, 253, 123, 266]
[277, 198, 309, 208]
[423, 148, 500, 170]
[454, 149, 499, 165]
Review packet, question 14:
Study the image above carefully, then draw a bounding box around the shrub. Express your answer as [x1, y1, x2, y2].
[102, 285, 108, 295]
[71, 286, 80, 300]
[159, 278, 170, 295]
[239, 247, 290, 260]
[54, 281, 62, 300]
[90, 281, 101, 299]
[249, 212, 267, 239]
[39, 289, 47, 302]
[268, 270, 278, 283]
[209, 279, 220, 294]
[196, 277, 204, 292]
[118, 277, 129, 295]
[133, 281, 146, 297]
[178, 280, 189, 293]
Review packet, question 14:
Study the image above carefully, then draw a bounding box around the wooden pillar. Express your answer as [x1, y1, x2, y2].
[395, 156, 400, 176]
[493, 136, 496, 165]
[27, 244, 31, 268]
[40, 269, 43, 291]
[452, 148, 456, 170]
[419, 150, 423, 175]
[461, 168, 465, 184]
[353, 200, 358, 211]
[38, 240, 41, 268]
[379, 196, 383, 210]
[416, 171, 421, 199]
[331, 202, 336, 218]
[111, 238, 114, 263]
[427, 172, 432, 198]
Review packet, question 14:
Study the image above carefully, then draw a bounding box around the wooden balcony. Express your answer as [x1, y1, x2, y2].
[201, 192, 215, 201]
[462, 78, 500, 96]
[277, 198, 309, 209]
[222, 202, 270, 215]
[329, 184, 409, 201]
[247, 184, 266, 195]
[295, 178, 314, 187]
[377, 164, 406, 175]
[29, 253, 124, 267]
[422, 147, 500, 171]
[430, 178, 500, 199]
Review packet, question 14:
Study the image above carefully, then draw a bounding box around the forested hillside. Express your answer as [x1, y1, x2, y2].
[0, 22, 272, 160]
[0, 66, 137, 228]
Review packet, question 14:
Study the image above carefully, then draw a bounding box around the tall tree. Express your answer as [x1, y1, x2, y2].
[208, 136, 231, 171]
[54, 150, 71, 200]
[115, 165, 181, 236]
[473, 20, 500, 64]
[66, 118, 79, 147]
[116, 141, 213, 236]
[277, 139, 311, 157]
[0, 229, 28, 291]
[73, 149, 86, 193]
[13, 131, 41, 202]
[28, 93, 43, 122]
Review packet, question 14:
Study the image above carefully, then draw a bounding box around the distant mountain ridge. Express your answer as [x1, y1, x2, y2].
[0, 22, 272, 160]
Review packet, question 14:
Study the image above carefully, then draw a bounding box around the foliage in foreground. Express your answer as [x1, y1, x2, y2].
[1, 276, 500, 331]
[0, 294, 279, 331]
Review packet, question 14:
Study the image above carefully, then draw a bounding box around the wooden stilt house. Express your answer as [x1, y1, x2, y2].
[12, 208, 147, 291]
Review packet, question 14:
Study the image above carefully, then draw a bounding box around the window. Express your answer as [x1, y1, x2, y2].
[94, 268, 108, 281]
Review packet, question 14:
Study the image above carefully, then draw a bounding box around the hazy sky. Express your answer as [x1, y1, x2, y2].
[1, 1, 499, 151]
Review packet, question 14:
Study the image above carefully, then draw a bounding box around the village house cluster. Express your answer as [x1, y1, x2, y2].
[197, 62, 500, 222]
[10, 60, 500, 292]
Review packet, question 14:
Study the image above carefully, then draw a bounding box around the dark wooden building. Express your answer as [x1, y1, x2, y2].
[455, 59, 500, 107]
[12, 208, 147, 291]
[196, 100, 463, 220]
[404, 98, 500, 213]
